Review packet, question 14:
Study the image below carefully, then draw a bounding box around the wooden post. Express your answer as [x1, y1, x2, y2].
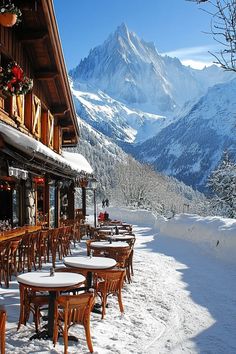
[67, 181, 75, 220]
[82, 187, 86, 218]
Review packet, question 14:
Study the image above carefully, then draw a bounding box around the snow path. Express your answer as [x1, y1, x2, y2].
[1, 217, 236, 353]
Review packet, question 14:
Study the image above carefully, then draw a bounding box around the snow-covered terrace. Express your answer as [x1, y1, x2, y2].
[1, 207, 236, 353]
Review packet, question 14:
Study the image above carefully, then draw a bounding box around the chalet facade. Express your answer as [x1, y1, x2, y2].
[0, 0, 92, 229]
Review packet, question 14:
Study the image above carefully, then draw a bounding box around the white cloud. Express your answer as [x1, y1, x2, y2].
[181, 59, 213, 70]
[161, 44, 219, 69]
[163, 45, 216, 58]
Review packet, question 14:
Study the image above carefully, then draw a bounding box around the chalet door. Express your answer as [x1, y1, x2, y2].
[0, 190, 12, 221]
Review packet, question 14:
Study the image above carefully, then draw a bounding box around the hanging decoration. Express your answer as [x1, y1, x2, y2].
[0, 180, 11, 191]
[33, 176, 45, 184]
[0, 2, 22, 27]
[0, 61, 33, 96]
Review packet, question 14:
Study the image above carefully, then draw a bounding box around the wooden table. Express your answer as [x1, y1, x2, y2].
[103, 235, 135, 242]
[64, 256, 116, 288]
[90, 241, 130, 249]
[17, 271, 85, 339]
[98, 228, 127, 234]
[0, 225, 42, 242]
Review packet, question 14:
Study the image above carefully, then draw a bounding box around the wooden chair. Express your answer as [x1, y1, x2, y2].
[17, 283, 49, 333]
[0, 239, 21, 288]
[53, 293, 95, 354]
[0, 241, 11, 287]
[94, 269, 125, 319]
[57, 226, 72, 260]
[105, 246, 132, 283]
[55, 267, 88, 289]
[37, 230, 48, 269]
[48, 228, 60, 267]
[18, 231, 39, 273]
[0, 306, 6, 354]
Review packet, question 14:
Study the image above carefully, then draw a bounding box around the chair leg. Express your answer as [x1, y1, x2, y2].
[53, 304, 59, 347]
[84, 320, 93, 353]
[63, 310, 68, 354]
[0, 310, 6, 354]
[118, 290, 124, 314]
[17, 285, 25, 331]
[34, 306, 40, 333]
[101, 294, 107, 319]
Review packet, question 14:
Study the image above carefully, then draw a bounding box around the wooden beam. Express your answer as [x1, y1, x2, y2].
[0, 134, 5, 149]
[61, 125, 75, 131]
[34, 70, 59, 80]
[15, 0, 38, 11]
[51, 105, 69, 116]
[18, 30, 48, 43]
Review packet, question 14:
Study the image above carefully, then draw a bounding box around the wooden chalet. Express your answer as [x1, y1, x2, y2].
[0, 0, 92, 229]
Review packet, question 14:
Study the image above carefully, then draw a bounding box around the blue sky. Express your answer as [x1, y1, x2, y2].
[54, 0, 216, 70]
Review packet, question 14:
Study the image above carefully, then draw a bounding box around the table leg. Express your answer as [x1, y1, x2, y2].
[30, 291, 55, 340]
[88, 271, 102, 314]
[48, 291, 56, 338]
[87, 271, 92, 288]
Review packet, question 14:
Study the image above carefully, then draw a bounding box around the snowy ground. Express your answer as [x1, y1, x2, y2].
[1, 208, 236, 353]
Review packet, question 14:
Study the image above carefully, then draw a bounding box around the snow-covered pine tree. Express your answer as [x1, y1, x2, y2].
[208, 152, 236, 218]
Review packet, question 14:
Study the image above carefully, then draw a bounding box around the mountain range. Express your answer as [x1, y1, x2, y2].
[70, 23, 236, 192]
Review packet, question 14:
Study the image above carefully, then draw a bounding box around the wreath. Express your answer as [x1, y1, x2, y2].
[0, 62, 33, 96]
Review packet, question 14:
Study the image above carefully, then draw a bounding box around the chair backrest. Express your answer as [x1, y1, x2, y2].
[9, 239, 21, 255]
[0, 241, 11, 258]
[94, 269, 125, 293]
[55, 266, 88, 285]
[56, 293, 94, 325]
[105, 247, 131, 267]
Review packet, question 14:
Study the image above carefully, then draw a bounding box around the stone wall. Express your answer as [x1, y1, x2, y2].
[25, 178, 36, 225]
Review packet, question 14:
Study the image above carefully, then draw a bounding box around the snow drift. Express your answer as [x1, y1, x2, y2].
[108, 207, 236, 265]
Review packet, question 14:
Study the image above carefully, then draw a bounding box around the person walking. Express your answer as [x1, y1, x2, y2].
[102, 199, 106, 208]
[105, 198, 109, 207]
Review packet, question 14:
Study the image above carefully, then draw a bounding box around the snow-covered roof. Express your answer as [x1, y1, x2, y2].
[0, 121, 92, 175]
[62, 151, 93, 174]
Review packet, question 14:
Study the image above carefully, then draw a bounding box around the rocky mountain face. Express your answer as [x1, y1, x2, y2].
[70, 23, 235, 191]
[134, 79, 236, 191]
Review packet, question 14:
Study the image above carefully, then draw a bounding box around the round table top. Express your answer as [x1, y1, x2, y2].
[99, 225, 124, 230]
[64, 256, 117, 269]
[90, 241, 129, 248]
[98, 229, 113, 233]
[99, 229, 127, 234]
[17, 271, 85, 288]
[104, 235, 135, 241]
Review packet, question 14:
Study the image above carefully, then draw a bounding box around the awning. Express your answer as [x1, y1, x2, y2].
[0, 121, 92, 177]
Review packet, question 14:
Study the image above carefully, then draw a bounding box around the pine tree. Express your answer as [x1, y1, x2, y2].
[208, 152, 236, 218]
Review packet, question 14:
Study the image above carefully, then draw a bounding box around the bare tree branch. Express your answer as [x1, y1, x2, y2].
[187, 0, 236, 72]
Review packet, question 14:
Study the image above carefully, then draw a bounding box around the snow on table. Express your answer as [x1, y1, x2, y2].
[64, 256, 116, 269]
[17, 271, 85, 288]
[90, 241, 129, 248]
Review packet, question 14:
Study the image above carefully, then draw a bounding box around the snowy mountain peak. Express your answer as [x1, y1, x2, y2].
[114, 22, 129, 38]
[71, 24, 234, 115]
